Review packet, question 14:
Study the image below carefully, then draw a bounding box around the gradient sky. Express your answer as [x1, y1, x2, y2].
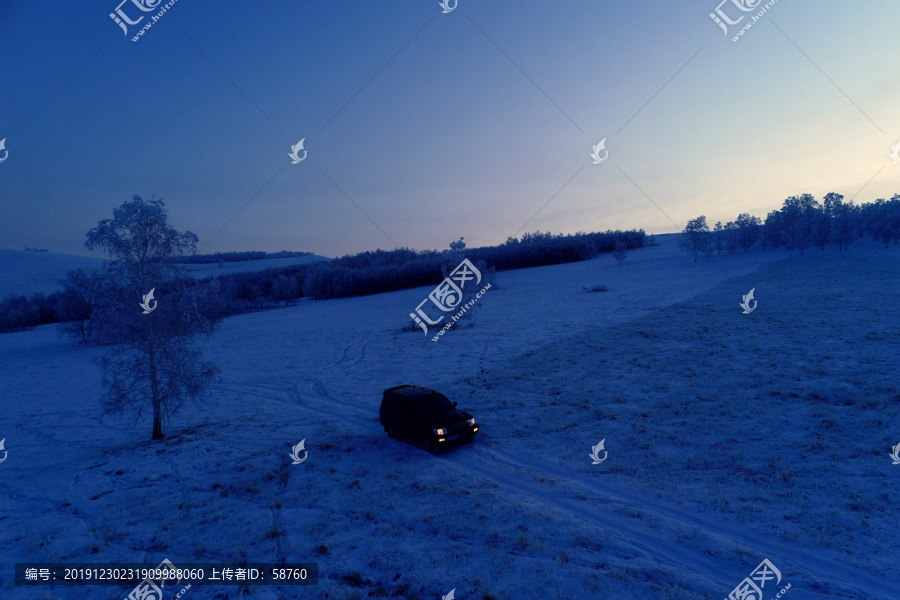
[2, 0, 899, 258]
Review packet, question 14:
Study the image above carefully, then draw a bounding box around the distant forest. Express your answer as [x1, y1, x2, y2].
[0, 229, 643, 335]
[3, 189, 898, 336]
[172, 250, 314, 263]
[678, 193, 900, 261]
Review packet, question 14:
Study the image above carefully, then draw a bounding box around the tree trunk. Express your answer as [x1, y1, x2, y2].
[147, 320, 164, 440]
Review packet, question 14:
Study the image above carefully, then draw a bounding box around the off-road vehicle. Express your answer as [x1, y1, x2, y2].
[380, 385, 478, 454]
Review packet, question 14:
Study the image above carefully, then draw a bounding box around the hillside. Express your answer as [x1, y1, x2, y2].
[0, 249, 330, 298]
[0, 250, 106, 298]
[1, 236, 897, 599]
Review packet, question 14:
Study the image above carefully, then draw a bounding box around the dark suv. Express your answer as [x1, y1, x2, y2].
[380, 385, 478, 454]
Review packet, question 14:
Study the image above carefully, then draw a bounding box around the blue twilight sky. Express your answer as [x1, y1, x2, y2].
[1, 0, 899, 258]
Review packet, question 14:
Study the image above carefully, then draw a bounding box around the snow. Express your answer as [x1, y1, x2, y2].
[0, 249, 330, 298]
[0, 250, 105, 298]
[1, 234, 898, 600]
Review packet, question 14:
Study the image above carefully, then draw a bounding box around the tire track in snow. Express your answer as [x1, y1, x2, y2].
[260, 373, 895, 599]
[325, 330, 377, 371]
[445, 440, 732, 594]
[455, 440, 897, 600]
[248, 375, 738, 593]
[218, 322, 894, 597]
[282, 382, 376, 431]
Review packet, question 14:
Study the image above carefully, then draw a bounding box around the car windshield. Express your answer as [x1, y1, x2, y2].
[413, 394, 454, 416]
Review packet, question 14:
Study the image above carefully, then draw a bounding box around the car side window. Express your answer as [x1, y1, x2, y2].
[390, 397, 411, 414]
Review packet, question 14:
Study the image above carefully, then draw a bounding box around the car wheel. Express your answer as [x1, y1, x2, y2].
[423, 437, 439, 455]
[386, 424, 397, 439]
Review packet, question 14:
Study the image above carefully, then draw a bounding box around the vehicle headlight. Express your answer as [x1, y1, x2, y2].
[467, 418, 475, 427]
[433, 428, 446, 435]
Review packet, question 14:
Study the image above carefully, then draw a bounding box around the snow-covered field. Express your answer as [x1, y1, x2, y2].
[0, 250, 329, 298]
[0, 250, 105, 298]
[1, 235, 898, 600]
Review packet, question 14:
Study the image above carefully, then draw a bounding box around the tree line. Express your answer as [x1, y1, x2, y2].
[301, 229, 644, 300]
[172, 250, 313, 264]
[679, 193, 900, 261]
[0, 228, 644, 334]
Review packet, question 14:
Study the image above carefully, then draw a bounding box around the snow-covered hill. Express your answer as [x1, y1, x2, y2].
[1, 236, 897, 600]
[0, 249, 329, 298]
[0, 249, 105, 298]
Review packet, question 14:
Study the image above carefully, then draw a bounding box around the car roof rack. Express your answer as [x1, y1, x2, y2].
[384, 385, 438, 398]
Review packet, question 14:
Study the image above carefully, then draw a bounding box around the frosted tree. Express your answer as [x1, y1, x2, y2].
[831, 196, 856, 250]
[822, 192, 842, 221]
[713, 222, 724, 255]
[883, 195, 900, 245]
[812, 207, 831, 250]
[613, 240, 627, 265]
[679, 216, 710, 262]
[763, 210, 783, 250]
[57, 268, 101, 343]
[449, 237, 466, 252]
[793, 207, 818, 255]
[724, 221, 739, 255]
[735, 213, 762, 251]
[442, 236, 469, 283]
[84, 195, 220, 440]
[271, 274, 300, 305]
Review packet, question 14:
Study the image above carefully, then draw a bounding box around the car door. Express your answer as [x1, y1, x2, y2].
[395, 399, 417, 437]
